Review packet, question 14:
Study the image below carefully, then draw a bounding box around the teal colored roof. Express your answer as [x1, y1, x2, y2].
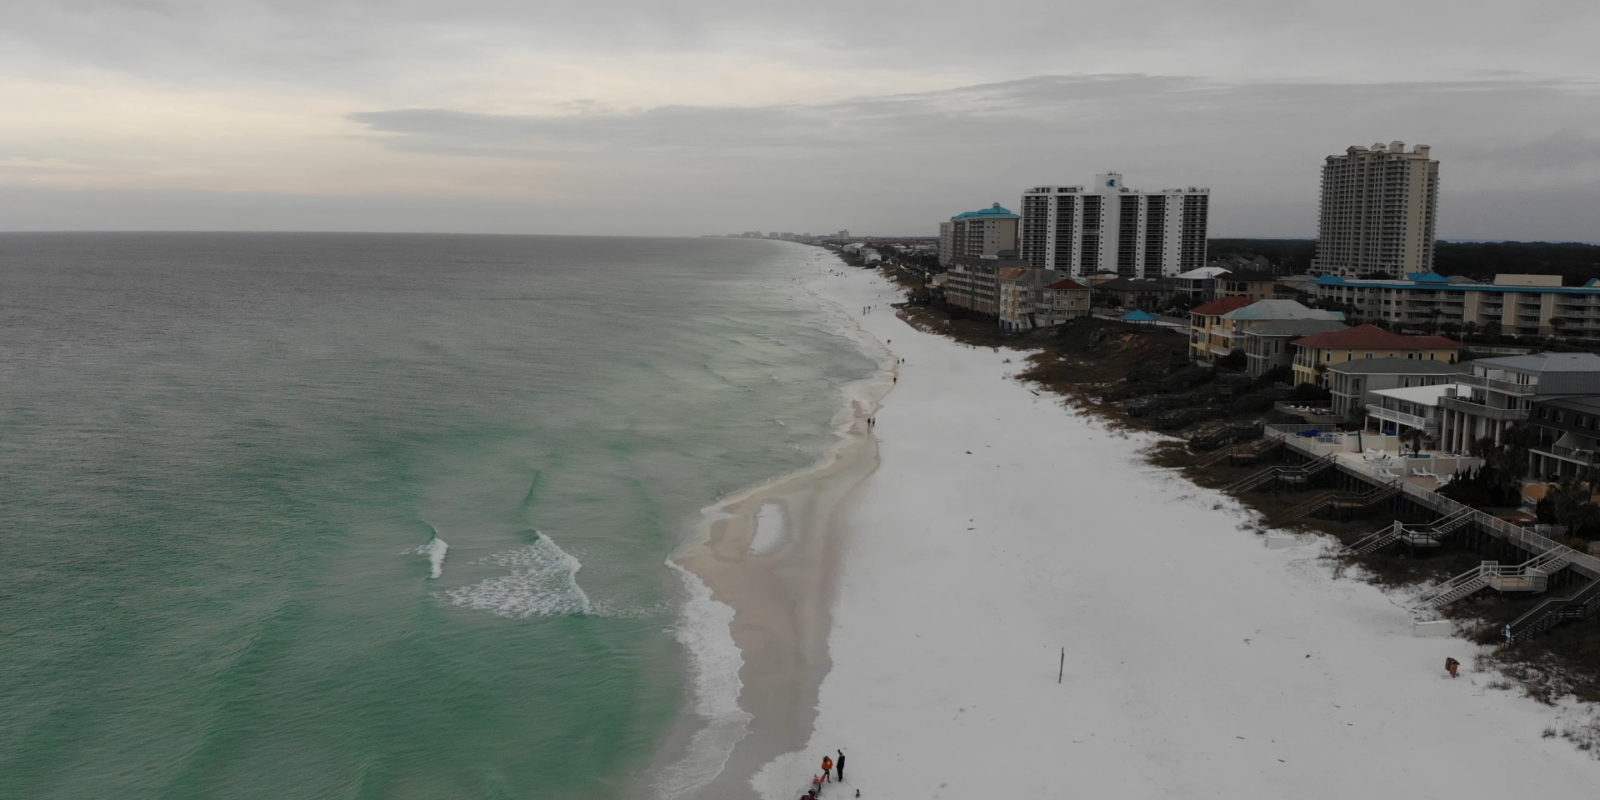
[951, 202, 1019, 220]
[1120, 309, 1157, 321]
[1405, 272, 1450, 283]
[1313, 274, 1600, 296]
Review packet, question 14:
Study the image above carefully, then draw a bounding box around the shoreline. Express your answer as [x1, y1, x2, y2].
[749, 262, 1600, 798]
[658, 257, 897, 799]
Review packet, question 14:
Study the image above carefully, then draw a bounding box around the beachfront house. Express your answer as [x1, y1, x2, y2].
[1243, 319, 1350, 378]
[1325, 357, 1464, 417]
[1172, 266, 1230, 304]
[1191, 299, 1345, 366]
[1187, 296, 1253, 362]
[1437, 352, 1600, 454]
[1038, 278, 1092, 326]
[1215, 270, 1280, 303]
[1095, 278, 1172, 312]
[1289, 325, 1460, 389]
[997, 267, 1064, 332]
[1526, 396, 1600, 483]
[1365, 384, 1452, 448]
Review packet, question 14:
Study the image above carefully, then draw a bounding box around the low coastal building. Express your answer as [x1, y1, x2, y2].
[1438, 352, 1600, 453]
[1191, 299, 1345, 365]
[1325, 357, 1463, 417]
[1306, 272, 1600, 338]
[1243, 319, 1350, 378]
[1289, 325, 1460, 388]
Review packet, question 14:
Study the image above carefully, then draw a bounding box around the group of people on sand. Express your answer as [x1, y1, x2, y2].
[801, 749, 853, 799]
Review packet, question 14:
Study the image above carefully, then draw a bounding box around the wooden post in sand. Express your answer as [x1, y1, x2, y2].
[1058, 647, 1064, 683]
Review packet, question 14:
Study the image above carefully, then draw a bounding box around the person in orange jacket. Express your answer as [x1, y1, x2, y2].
[820, 755, 834, 782]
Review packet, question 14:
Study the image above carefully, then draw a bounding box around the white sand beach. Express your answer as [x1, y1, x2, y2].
[743, 263, 1600, 799]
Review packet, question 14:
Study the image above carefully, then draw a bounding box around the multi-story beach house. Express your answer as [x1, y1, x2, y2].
[1365, 383, 1453, 446]
[1289, 325, 1460, 388]
[1171, 266, 1230, 305]
[1188, 296, 1253, 362]
[1018, 173, 1209, 279]
[1326, 357, 1463, 417]
[1243, 319, 1350, 378]
[1215, 271, 1280, 303]
[1038, 279, 1093, 326]
[1095, 278, 1171, 312]
[1190, 299, 1345, 365]
[1526, 396, 1600, 483]
[938, 204, 1019, 267]
[1312, 141, 1438, 278]
[1306, 272, 1600, 339]
[996, 267, 1064, 332]
[1437, 353, 1600, 453]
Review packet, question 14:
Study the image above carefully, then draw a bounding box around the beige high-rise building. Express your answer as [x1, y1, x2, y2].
[1312, 142, 1439, 278]
[937, 203, 1019, 266]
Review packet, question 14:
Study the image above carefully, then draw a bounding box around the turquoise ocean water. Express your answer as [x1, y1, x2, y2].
[0, 233, 875, 799]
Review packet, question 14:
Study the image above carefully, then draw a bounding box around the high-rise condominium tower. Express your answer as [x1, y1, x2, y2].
[1313, 142, 1438, 278]
[1019, 173, 1209, 279]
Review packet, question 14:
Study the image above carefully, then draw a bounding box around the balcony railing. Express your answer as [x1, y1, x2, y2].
[1366, 404, 1437, 432]
[1457, 373, 1537, 396]
[1535, 443, 1599, 463]
[1441, 396, 1528, 421]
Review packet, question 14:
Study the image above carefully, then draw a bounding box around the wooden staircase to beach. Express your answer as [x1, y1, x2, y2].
[1414, 549, 1577, 611]
[1505, 578, 1600, 642]
[1280, 480, 1402, 523]
[1193, 437, 1282, 469]
[1223, 453, 1336, 494]
[1345, 508, 1475, 555]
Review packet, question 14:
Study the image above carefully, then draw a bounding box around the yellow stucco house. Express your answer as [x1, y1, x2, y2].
[1291, 324, 1461, 387]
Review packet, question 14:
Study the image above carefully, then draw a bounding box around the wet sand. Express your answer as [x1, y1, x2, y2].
[671, 389, 884, 798]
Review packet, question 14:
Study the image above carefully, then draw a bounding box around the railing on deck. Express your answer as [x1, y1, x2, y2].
[1266, 426, 1600, 580]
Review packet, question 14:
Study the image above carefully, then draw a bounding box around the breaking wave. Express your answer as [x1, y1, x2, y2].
[444, 532, 593, 618]
[652, 561, 752, 798]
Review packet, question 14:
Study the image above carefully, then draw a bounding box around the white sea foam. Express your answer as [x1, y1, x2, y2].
[444, 534, 592, 617]
[747, 502, 785, 555]
[401, 528, 450, 579]
[653, 561, 752, 799]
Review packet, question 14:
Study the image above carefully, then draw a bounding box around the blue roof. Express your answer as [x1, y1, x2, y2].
[1120, 309, 1157, 321]
[1405, 271, 1450, 283]
[952, 203, 1019, 220]
[1313, 274, 1600, 296]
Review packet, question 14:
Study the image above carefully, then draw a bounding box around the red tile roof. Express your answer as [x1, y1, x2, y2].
[1290, 324, 1460, 350]
[1190, 296, 1253, 316]
[1044, 279, 1090, 291]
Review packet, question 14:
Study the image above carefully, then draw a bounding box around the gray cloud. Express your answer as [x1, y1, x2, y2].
[336, 74, 1600, 238]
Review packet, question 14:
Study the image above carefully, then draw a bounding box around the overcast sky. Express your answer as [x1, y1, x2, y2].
[2, 0, 1598, 239]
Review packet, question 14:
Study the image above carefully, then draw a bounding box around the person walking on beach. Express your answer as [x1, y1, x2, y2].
[836, 749, 845, 781]
[820, 755, 833, 782]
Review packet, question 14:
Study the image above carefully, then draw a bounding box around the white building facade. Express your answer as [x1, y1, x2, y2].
[1019, 172, 1209, 279]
